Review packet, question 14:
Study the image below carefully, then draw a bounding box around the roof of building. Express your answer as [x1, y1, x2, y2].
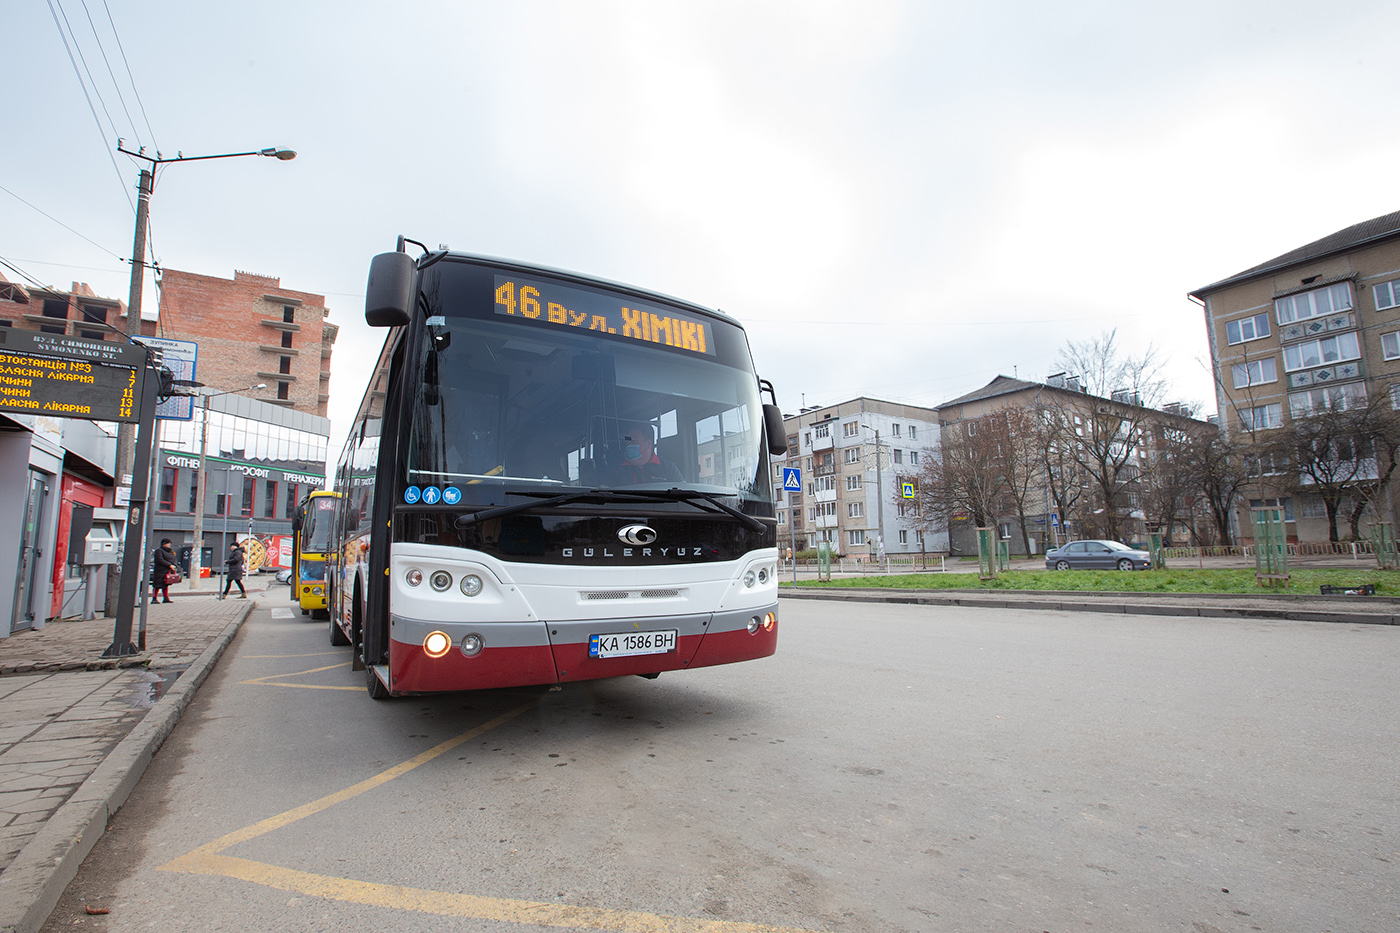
[1190, 209, 1400, 298]
[935, 375, 1042, 410]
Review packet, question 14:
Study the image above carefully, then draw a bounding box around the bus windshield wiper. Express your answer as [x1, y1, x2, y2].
[452, 487, 768, 533]
[612, 488, 768, 533]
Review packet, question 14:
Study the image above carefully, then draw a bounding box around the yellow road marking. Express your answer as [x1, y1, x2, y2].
[160, 698, 821, 932]
[240, 661, 353, 689]
[244, 652, 347, 659]
[174, 853, 814, 933]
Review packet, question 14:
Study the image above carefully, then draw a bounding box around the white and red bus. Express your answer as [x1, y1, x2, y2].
[329, 240, 787, 698]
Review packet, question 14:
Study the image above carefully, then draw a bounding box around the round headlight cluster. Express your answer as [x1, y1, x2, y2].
[746, 611, 778, 635]
[461, 632, 484, 656]
[742, 565, 775, 588]
[402, 568, 485, 597]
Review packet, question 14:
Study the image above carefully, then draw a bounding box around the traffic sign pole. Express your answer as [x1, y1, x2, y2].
[103, 365, 159, 658]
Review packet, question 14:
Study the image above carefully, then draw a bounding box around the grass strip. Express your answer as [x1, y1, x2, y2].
[782, 567, 1399, 596]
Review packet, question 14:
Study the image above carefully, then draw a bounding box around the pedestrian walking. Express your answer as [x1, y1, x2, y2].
[151, 538, 179, 603]
[222, 541, 247, 599]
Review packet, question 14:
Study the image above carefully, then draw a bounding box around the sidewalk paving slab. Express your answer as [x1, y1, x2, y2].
[0, 589, 258, 933]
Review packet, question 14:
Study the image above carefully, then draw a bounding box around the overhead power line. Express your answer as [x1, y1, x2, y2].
[0, 183, 124, 260]
[46, 0, 134, 214]
[100, 0, 159, 150]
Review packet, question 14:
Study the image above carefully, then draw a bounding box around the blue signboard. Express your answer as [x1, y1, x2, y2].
[781, 467, 802, 492]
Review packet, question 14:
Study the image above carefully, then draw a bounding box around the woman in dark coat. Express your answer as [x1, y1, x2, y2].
[151, 538, 178, 603]
[222, 542, 247, 599]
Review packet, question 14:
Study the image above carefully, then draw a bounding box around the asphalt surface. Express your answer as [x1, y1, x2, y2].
[1, 570, 1397, 932]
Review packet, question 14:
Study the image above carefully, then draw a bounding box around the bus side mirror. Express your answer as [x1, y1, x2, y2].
[365, 251, 415, 327]
[763, 403, 787, 456]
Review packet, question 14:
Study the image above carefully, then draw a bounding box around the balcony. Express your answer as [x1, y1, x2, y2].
[1279, 311, 1354, 344]
[1286, 359, 1363, 389]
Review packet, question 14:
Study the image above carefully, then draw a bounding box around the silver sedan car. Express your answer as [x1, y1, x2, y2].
[1045, 539, 1150, 571]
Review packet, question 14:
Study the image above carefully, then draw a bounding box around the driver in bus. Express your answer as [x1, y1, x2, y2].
[614, 421, 683, 484]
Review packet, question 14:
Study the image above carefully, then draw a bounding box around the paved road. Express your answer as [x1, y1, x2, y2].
[42, 598, 1400, 932]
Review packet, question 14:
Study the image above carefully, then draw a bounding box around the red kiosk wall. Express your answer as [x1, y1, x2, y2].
[52, 474, 107, 619]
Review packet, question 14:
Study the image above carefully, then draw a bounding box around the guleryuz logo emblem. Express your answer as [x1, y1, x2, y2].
[617, 524, 658, 546]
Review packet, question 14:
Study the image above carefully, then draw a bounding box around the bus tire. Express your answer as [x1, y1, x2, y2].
[329, 609, 350, 647]
[366, 665, 391, 700]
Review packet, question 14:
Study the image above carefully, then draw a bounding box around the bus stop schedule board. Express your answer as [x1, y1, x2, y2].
[0, 331, 146, 423]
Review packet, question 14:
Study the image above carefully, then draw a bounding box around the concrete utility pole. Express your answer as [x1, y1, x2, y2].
[106, 141, 295, 612]
[105, 167, 152, 615]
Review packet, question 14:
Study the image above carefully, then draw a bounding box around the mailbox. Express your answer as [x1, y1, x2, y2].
[83, 521, 120, 565]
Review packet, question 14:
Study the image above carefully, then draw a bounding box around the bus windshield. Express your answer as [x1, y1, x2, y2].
[301, 497, 336, 553]
[404, 263, 773, 510]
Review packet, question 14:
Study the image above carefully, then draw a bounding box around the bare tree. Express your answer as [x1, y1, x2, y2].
[915, 418, 1004, 546]
[1044, 330, 1167, 541]
[1140, 415, 1202, 545]
[1184, 428, 1249, 545]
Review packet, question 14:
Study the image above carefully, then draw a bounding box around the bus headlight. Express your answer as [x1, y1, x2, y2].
[430, 571, 453, 591]
[763, 611, 776, 631]
[743, 570, 756, 588]
[423, 630, 451, 658]
[747, 616, 761, 634]
[757, 567, 769, 584]
[405, 569, 423, 587]
[461, 632, 484, 656]
[460, 574, 483, 597]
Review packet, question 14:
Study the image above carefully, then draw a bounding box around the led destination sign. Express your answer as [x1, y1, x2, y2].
[0, 350, 138, 421]
[494, 276, 715, 356]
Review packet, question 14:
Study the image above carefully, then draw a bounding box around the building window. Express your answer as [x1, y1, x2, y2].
[845, 475, 862, 490]
[1289, 383, 1367, 418]
[910, 451, 919, 465]
[786, 434, 798, 452]
[263, 480, 278, 519]
[1383, 331, 1400, 360]
[159, 467, 177, 512]
[813, 475, 835, 492]
[848, 502, 863, 518]
[1392, 385, 1400, 410]
[891, 423, 902, 436]
[1282, 332, 1361, 372]
[1275, 282, 1352, 325]
[815, 423, 830, 439]
[965, 421, 977, 435]
[1239, 403, 1283, 431]
[277, 382, 290, 400]
[241, 475, 255, 517]
[898, 530, 908, 544]
[892, 449, 903, 464]
[848, 529, 866, 547]
[909, 425, 917, 441]
[281, 330, 294, 349]
[188, 470, 199, 513]
[285, 484, 300, 520]
[1225, 312, 1271, 345]
[1249, 497, 1295, 522]
[843, 447, 860, 463]
[1232, 357, 1278, 388]
[777, 510, 786, 525]
[283, 305, 296, 323]
[843, 421, 858, 437]
[1375, 280, 1400, 311]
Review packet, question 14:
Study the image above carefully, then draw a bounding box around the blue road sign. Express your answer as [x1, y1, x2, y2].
[1050, 512, 1060, 526]
[781, 467, 802, 492]
[901, 482, 914, 499]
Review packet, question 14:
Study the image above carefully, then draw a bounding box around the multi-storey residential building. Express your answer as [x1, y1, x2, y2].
[1191, 209, 1400, 543]
[936, 374, 1213, 553]
[156, 268, 338, 417]
[772, 398, 946, 559]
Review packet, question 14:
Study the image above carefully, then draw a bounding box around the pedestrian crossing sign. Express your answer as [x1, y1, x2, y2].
[901, 482, 914, 499]
[781, 467, 802, 491]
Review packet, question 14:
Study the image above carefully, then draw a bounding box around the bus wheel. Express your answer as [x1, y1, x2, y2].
[329, 610, 350, 647]
[366, 665, 391, 700]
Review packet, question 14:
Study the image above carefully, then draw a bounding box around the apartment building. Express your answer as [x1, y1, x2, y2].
[1191, 209, 1400, 542]
[936, 374, 1212, 552]
[772, 398, 946, 558]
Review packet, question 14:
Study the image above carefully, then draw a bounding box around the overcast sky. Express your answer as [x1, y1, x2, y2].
[6, 1, 1400, 459]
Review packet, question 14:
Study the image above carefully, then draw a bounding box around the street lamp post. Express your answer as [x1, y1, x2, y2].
[107, 141, 294, 613]
[188, 384, 265, 590]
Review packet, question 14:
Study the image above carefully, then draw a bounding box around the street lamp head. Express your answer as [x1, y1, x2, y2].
[259, 148, 297, 161]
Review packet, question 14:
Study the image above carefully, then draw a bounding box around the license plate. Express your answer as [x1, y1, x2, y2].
[589, 629, 678, 659]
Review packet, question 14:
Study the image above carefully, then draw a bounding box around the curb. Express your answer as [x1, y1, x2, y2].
[0, 603, 253, 933]
[778, 589, 1400, 626]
